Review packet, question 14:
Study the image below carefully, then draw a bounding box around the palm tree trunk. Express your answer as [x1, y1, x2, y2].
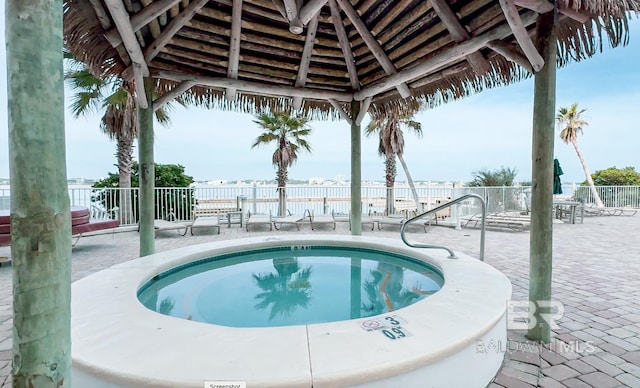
[277, 166, 287, 217]
[117, 137, 134, 224]
[7, 0, 71, 385]
[397, 154, 422, 214]
[385, 155, 396, 214]
[571, 140, 604, 208]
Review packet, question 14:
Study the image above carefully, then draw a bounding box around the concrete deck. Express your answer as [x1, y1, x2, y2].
[1, 214, 639, 387]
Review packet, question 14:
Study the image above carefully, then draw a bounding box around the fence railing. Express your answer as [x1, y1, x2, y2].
[1, 184, 638, 226]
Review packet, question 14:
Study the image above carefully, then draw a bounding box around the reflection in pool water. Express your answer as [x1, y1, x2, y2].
[138, 247, 444, 327]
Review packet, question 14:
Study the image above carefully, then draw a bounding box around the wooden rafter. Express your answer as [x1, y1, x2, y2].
[513, 0, 591, 23]
[156, 70, 354, 101]
[283, 0, 303, 33]
[334, 0, 412, 98]
[226, 0, 243, 100]
[486, 40, 534, 73]
[122, 0, 209, 80]
[354, 97, 372, 125]
[105, 0, 182, 46]
[271, 0, 289, 22]
[329, 0, 359, 90]
[103, 0, 150, 108]
[88, 0, 112, 29]
[354, 11, 538, 100]
[329, 99, 352, 124]
[299, 0, 329, 25]
[499, 0, 544, 72]
[430, 0, 491, 75]
[293, 15, 319, 109]
[153, 80, 195, 110]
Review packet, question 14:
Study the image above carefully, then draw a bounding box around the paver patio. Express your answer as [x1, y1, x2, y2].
[0, 213, 639, 387]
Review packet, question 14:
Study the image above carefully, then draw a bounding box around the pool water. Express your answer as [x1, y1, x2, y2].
[138, 247, 444, 327]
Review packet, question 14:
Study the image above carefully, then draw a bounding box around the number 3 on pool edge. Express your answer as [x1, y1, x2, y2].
[385, 316, 400, 326]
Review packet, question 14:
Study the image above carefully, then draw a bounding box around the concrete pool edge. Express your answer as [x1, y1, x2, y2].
[71, 235, 512, 388]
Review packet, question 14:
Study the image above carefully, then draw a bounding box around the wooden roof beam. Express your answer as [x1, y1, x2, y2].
[89, 0, 113, 29]
[155, 70, 354, 102]
[430, 0, 491, 75]
[226, 0, 243, 100]
[499, 0, 544, 72]
[283, 0, 303, 33]
[335, 0, 411, 98]
[293, 15, 319, 109]
[329, 0, 359, 90]
[105, 0, 182, 46]
[299, 0, 329, 25]
[271, 0, 289, 22]
[329, 99, 352, 124]
[513, 0, 590, 23]
[354, 96, 372, 125]
[153, 80, 195, 110]
[486, 40, 534, 73]
[103, 0, 150, 108]
[354, 11, 538, 100]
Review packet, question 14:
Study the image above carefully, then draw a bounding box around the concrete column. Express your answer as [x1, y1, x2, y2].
[7, 0, 71, 385]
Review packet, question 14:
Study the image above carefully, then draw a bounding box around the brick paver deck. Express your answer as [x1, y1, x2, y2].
[1, 213, 639, 387]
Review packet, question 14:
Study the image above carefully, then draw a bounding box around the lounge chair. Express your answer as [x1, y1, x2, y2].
[190, 215, 220, 235]
[273, 213, 305, 230]
[304, 209, 335, 230]
[351, 213, 375, 231]
[152, 219, 189, 237]
[245, 212, 272, 231]
[376, 214, 406, 230]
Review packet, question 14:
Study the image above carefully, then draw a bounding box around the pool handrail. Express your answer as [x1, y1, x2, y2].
[400, 193, 486, 261]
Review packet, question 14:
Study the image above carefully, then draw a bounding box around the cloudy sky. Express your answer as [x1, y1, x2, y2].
[1, 14, 639, 184]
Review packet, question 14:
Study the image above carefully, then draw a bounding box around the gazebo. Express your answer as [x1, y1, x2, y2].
[5, 0, 638, 385]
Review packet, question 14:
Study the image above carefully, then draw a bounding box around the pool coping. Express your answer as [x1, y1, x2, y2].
[71, 235, 512, 387]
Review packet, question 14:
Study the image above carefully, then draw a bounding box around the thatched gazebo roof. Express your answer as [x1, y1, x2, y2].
[64, 0, 638, 118]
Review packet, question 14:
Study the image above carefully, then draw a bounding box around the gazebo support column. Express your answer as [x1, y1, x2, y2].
[350, 100, 362, 235]
[139, 77, 155, 256]
[528, 10, 556, 344]
[7, 0, 71, 385]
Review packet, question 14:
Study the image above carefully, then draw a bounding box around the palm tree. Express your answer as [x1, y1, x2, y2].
[251, 111, 312, 216]
[64, 52, 174, 223]
[556, 103, 604, 208]
[365, 103, 423, 215]
[253, 258, 312, 320]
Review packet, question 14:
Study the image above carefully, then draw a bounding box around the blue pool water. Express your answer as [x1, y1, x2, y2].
[138, 247, 444, 327]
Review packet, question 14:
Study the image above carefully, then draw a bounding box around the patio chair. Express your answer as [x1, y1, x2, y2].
[376, 214, 406, 230]
[245, 211, 272, 231]
[273, 212, 305, 230]
[190, 214, 220, 235]
[351, 213, 375, 231]
[147, 219, 189, 237]
[304, 209, 335, 230]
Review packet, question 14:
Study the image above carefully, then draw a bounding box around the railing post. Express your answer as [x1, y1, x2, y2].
[252, 181, 257, 213]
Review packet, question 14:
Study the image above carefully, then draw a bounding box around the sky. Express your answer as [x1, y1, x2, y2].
[1, 14, 639, 184]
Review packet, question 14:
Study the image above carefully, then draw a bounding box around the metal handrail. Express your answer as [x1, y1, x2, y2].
[400, 193, 486, 261]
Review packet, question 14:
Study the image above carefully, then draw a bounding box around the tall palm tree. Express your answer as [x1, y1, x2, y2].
[556, 103, 604, 208]
[252, 111, 312, 216]
[64, 52, 173, 223]
[365, 103, 423, 215]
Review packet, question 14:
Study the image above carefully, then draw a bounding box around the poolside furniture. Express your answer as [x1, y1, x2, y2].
[1, 207, 120, 247]
[553, 200, 583, 224]
[376, 214, 406, 230]
[464, 212, 530, 232]
[245, 212, 272, 231]
[150, 219, 189, 237]
[273, 213, 305, 230]
[304, 210, 335, 230]
[352, 213, 375, 231]
[190, 215, 220, 235]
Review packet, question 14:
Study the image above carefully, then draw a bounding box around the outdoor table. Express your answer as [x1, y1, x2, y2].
[553, 200, 583, 224]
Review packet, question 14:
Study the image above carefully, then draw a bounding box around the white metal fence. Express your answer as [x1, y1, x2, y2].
[1, 184, 638, 226]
